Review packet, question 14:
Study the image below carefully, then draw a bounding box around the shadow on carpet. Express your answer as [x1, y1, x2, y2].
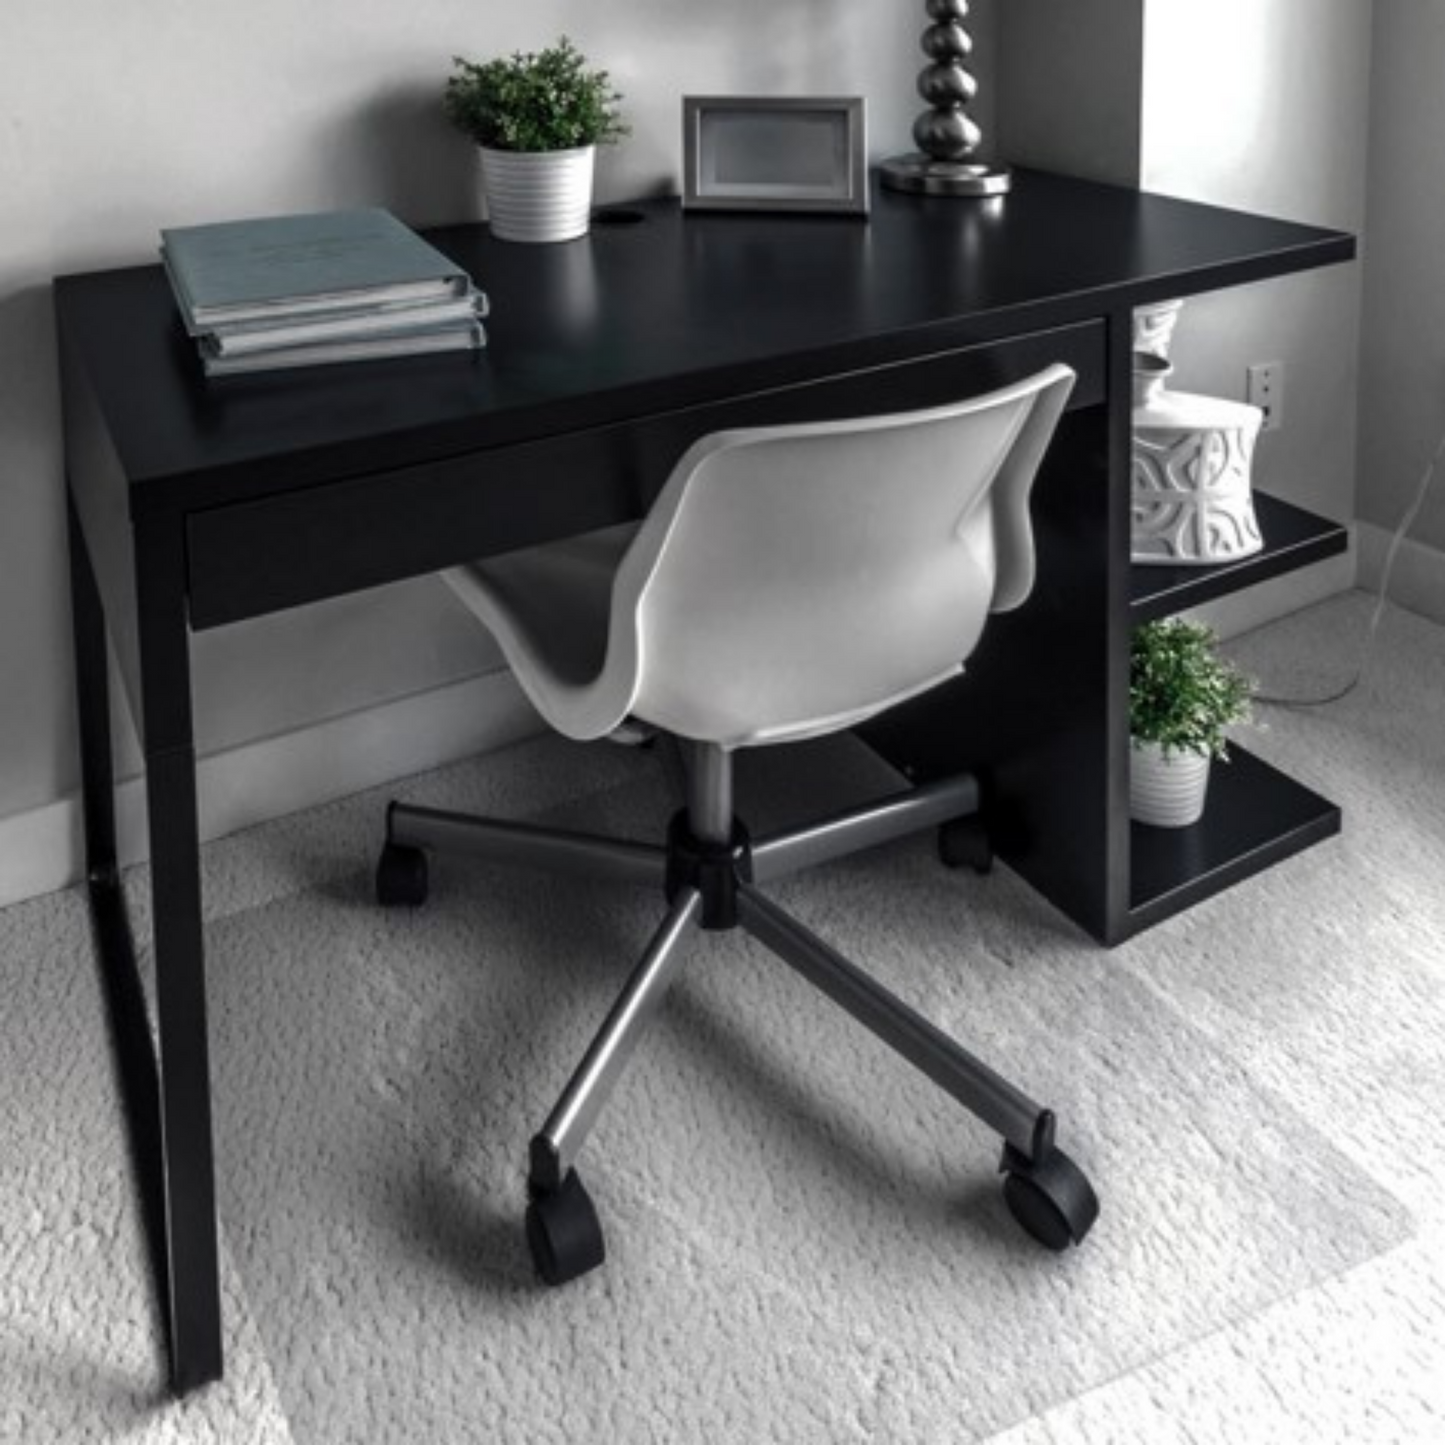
[199, 744, 1411, 1444]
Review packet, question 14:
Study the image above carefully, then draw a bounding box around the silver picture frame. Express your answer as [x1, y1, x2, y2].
[682, 97, 869, 216]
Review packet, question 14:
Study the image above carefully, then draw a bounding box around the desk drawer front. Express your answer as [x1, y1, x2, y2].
[186, 319, 1104, 628]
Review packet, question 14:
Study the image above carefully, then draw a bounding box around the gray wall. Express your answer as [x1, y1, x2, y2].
[1357, 1, 1445, 578]
[998, 0, 1370, 535]
[0, 0, 947, 859]
[996, 0, 1144, 187]
[1138, 0, 1372, 537]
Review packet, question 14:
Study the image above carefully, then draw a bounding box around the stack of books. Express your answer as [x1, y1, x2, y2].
[161, 207, 488, 376]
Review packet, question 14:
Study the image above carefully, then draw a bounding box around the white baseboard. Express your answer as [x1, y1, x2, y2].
[1356, 521, 1445, 627]
[1182, 543, 1358, 640]
[0, 531, 1403, 913]
[0, 669, 540, 910]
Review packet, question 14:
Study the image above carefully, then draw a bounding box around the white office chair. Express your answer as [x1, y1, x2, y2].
[377, 362, 1098, 1284]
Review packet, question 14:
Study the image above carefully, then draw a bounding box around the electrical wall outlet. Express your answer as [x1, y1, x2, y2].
[1247, 361, 1284, 431]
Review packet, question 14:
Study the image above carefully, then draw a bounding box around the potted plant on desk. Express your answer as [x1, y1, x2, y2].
[444, 36, 628, 244]
[1129, 618, 1254, 827]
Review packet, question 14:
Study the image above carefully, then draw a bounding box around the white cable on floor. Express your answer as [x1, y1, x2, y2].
[1253, 413, 1445, 710]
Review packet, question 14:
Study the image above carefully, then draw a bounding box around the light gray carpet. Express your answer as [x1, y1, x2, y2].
[4, 590, 1444, 1442]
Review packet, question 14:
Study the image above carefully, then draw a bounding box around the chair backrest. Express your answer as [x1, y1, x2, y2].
[610, 363, 1076, 748]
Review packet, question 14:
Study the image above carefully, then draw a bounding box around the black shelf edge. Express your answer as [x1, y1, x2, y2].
[1125, 743, 1341, 937]
[1130, 491, 1348, 622]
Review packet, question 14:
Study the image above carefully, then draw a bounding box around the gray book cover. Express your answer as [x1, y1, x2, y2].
[199, 319, 486, 376]
[161, 207, 472, 326]
[207, 290, 487, 356]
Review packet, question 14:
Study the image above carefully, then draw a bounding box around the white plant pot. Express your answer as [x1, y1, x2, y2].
[479, 145, 595, 244]
[1130, 738, 1211, 828]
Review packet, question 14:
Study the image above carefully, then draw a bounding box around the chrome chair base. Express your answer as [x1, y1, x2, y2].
[379, 744, 1099, 1284]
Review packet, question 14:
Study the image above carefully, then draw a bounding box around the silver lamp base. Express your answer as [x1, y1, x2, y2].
[880, 154, 1013, 197]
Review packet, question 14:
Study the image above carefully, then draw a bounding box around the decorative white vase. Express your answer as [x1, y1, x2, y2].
[1130, 738, 1211, 827]
[1131, 352, 1265, 566]
[479, 145, 595, 243]
[1133, 298, 1185, 359]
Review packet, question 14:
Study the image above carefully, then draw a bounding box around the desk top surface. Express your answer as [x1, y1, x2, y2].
[55, 169, 1353, 513]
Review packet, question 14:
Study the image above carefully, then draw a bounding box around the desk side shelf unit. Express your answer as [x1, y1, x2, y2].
[1125, 490, 1347, 936]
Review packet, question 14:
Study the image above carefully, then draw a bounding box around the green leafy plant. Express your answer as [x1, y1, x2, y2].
[1129, 619, 1253, 761]
[443, 37, 628, 153]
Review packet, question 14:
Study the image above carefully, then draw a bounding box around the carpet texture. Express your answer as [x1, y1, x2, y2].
[192, 742, 1408, 1444]
[3, 590, 1442, 1442]
[0, 888, 292, 1444]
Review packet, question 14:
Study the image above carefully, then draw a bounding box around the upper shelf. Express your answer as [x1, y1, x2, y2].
[1130, 491, 1348, 622]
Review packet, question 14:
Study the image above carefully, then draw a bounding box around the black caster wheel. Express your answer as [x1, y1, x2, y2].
[1000, 1143, 1099, 1251]
[939, 815, 993, 874]
[375, 842, 428, 907]
[527, 1169, 606, 1286]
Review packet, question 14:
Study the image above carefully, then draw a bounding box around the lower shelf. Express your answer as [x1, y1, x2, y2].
[1126, 743, 1340, 937]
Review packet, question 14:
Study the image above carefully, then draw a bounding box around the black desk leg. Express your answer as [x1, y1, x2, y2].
[143, 744, 224, 1393]
[68, 498, 224, 1393]
[66, 495, 184, 1385]
[128, 516, 224, 1394]
[66, 496, 118, 884]
[58, 510, 220, 1395]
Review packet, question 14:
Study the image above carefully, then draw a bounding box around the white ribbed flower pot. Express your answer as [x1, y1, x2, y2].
[479, 145, 595, 243]
[1130, 738, 1211, 828]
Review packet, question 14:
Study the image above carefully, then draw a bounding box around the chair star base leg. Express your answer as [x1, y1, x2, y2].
[737, 880, 1099, 1246]
[380, 740, 1099, 1275]
[530, 889, 703, 1195]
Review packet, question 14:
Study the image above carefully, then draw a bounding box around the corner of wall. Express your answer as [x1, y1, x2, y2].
[1356, 521, 1445, 629]
[994, 0, 1144, 187]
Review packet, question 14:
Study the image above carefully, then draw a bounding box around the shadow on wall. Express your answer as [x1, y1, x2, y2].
[0, 284, 59, 472]
[0, 283, 76, 818]
[331, 81, 479, 227]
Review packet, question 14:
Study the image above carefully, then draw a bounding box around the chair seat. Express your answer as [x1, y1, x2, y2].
[447, 518, 966, 748]
[444, 522, 641, 739]
[444, 366, 1076, 751]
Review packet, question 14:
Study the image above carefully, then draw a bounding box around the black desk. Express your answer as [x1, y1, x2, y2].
[55, 170, 1353, 1393]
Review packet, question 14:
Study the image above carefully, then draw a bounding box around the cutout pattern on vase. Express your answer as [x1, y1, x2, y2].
[1131, 355, 1265, 566]
[1133, 298, 1184, 359]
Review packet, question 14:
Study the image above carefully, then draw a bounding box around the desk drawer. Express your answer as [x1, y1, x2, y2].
[186, 319, 1104, 628]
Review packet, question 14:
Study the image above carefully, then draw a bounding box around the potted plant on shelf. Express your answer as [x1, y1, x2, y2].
[444, 36, 628, 244]
[1129, 618, 1254, 828]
